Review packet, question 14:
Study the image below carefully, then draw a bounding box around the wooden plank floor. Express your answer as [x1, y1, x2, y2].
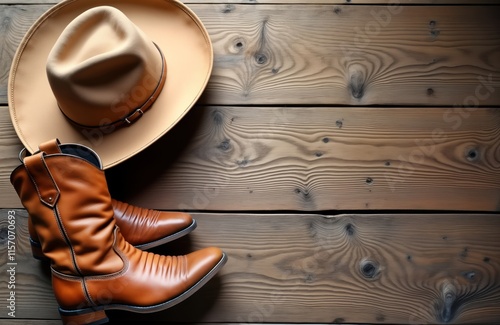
[2, 4, 500, 106]
[1, 210, 500, 323]
[0, 1, 499, 324]
[106, 105, 500, 212]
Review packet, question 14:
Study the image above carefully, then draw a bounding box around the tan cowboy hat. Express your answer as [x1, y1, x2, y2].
[8, 0, 213, 169]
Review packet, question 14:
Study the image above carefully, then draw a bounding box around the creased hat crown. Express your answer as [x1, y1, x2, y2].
[46, 6, 166, 128]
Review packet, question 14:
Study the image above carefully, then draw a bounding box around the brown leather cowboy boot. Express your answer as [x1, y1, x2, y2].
[28, 139, 196, 261]
[11, 143, 226, 325]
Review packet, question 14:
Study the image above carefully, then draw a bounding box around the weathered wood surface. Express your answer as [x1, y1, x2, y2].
[1, 105, 499, 211]
[1, 4, 500, 106]
[0, 1, 499, 324]
[1, 0, 500, 4]
[0, 105, 23, 208]
[0, 210, 499, 323]
[0, 321, 62, 325]
[110, 105, 500, 211]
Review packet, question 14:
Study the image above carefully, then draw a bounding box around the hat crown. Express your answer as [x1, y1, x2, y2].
[46, 6, 166, 128]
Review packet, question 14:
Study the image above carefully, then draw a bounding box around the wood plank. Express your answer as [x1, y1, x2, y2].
[203, 4, 500, 106]
[1, 105, 499, 211]
[1, 210, 499, 323]
[2, 0, 500, 4]
[0, 322, 328, 325]
[0, 5, 52, 104]
[0, 105, 24, 209]
[0, 321, 61, 325]
[1, 4, 499, 106]
[0, 319, 338, 325]
[107, 105, 500, 212]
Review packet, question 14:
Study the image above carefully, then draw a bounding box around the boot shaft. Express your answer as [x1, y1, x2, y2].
[11, 147, 123, 276]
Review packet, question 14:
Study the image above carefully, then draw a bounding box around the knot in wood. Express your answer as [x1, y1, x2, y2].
[0, 227, 7, 244]
[255, 53, 268, 65]
[217, 139, 231, 152]
[462, 270, 479, 282]
[349, 71, 365, 99]
[294, 187, 313, 203]
[234, 37, 246, 49]
[360, 259, 380, 279]
[345, 223, 355, 236]
[466, 148, 479, 162]
[438, 281, 458, 323]
[222, 4, 235, 13]
[212, 110, 224, 126]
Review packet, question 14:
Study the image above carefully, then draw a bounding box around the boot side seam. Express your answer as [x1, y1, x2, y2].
[53, 206, 84, 277]
[72, 227, 130, 308]
[51, 268, 94, 307]
[72, 227, 129, 281]
[52, 206, 97, 306]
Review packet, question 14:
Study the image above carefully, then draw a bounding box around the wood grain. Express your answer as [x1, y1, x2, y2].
[0, 321, 62, 325]
[1, 0, 500, 4]
[0, 320, 336, 325]
[106, 105, 500, 212]
[201, 4, 500, 106]
[0, 1, 499, 325]
[0, 105, 24, 208]
[0, 210, 499, 323]
[1, 4, 499, 106]
[0, 5, 51, 102]
[1, 105, 499, 211]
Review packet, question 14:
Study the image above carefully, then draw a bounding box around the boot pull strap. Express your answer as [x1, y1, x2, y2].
[38, 138, 62, 154]
[23, 152, 60, 208]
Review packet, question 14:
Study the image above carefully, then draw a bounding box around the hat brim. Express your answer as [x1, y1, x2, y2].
[8, 0, 212, 169]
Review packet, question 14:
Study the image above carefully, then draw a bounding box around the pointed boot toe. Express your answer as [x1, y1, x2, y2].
[186, 247, 227, 283]
[113, 199, 197, 249]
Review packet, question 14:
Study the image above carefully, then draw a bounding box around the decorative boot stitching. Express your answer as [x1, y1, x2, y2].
[23, 153, 60, 208]
[53, 206, 95, 306]
[53, 206, 83, 275]
[84, 227, 129, 281]
[51, 268, 94, 307]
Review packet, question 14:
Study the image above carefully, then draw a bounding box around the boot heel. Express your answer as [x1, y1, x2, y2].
[59, 307, 108, 325]
[29, 238, 50, 262]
